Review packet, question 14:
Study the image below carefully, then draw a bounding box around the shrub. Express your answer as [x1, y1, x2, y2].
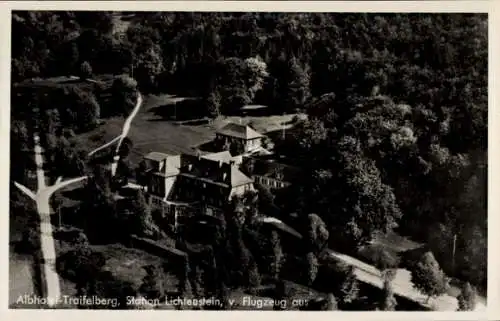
[409, 251, 449, 303]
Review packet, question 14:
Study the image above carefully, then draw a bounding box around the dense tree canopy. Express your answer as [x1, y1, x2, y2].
[10, 11, 487, 304]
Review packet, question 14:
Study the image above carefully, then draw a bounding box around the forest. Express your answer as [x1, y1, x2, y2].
[10, 11, 487, 305]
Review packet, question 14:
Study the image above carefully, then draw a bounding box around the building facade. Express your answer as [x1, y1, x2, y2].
[215, 123, 264, 154]
[139, 151, 255, 226]
[241, 156, 302, 191]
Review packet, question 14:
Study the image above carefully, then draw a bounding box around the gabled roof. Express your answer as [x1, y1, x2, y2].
[179, 154, 253, 188]
[201, 151, 235, 163]
[144, 152, 171, 162]
[244, 157, 302, 182]
[228, 166, 254, 187]
[216, 123, 264, 140]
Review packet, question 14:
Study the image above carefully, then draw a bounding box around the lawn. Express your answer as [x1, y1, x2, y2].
[370, 230, 423, 253]
[54, 241, 180, 303]
[9, 249, 36, 308]
[15, 74, 115, 92]
[208, 113, 307, 134]
[73, 94, 216, 165]
[92, 243, 179, 291]
[74, 93, 306, 166]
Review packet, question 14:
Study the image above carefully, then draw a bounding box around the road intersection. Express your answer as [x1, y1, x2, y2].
[13, 91, 142, 307]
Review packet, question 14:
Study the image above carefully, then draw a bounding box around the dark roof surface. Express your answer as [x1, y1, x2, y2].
[244, 158, 302, 182]
[180, 154, 253, 187]
[144, 152, 171, 162]
[216, 123, 264, 140]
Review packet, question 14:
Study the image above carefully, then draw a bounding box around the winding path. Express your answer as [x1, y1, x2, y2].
[12, 90, 143, 306]
[110, 92, 143, 176]
[87, 136, 121, 157]
[14, 134, 88, 308]
[87, 92, 143, 173]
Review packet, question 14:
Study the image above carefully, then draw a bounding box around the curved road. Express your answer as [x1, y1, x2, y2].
[259, 216, 486, 311]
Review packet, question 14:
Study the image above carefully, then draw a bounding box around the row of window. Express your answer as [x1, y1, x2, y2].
[247, 139, 262, 150]
[149, 177, 164, 196]
[254, 175, 287, 189]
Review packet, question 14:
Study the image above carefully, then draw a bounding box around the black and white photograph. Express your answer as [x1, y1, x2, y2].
[5, 1, 493, 315]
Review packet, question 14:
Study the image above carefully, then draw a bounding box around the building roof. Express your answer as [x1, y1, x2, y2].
[216, 123, 264, 140]
[201, 151, 236, 163]
[241, 104, 268, 110]
[144, 152, 171, 162]
[246, 146, 273, 156]
[180, 154, 253, 188]
[243, 157, 302, 182]
[229, 166, 254, 187]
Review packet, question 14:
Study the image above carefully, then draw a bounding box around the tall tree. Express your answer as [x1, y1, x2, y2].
[72, 88, 100, 131]
[205, 90, 222, 118]
[283, 57, 311, 111]
[269, 230, 284, 280]
[379, 279, 397, 311]
[132, 190, 158, 238]
[410, 251, 449, 303]
[305, 252, 318, 286]
[139, 264, 165, 300]
[56, 244, 107, 297]
[110, 75, 138, 116]
[338, 265, 359, 306]
[457, 282, 477, 311]
[365, 245, 400, 281]
[306, 213, 329, 253]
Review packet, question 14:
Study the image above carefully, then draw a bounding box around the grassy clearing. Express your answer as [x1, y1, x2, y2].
[74, 92, 306, 166]
[209, 113, 306, 134]
[16, 74, 116, 92]
[74, 94, 215, 165]
[371, 231, 423, 253]
[9, 249, 36, 306]
[54, 241, 180, 299]
[92, 243, 179, 291]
